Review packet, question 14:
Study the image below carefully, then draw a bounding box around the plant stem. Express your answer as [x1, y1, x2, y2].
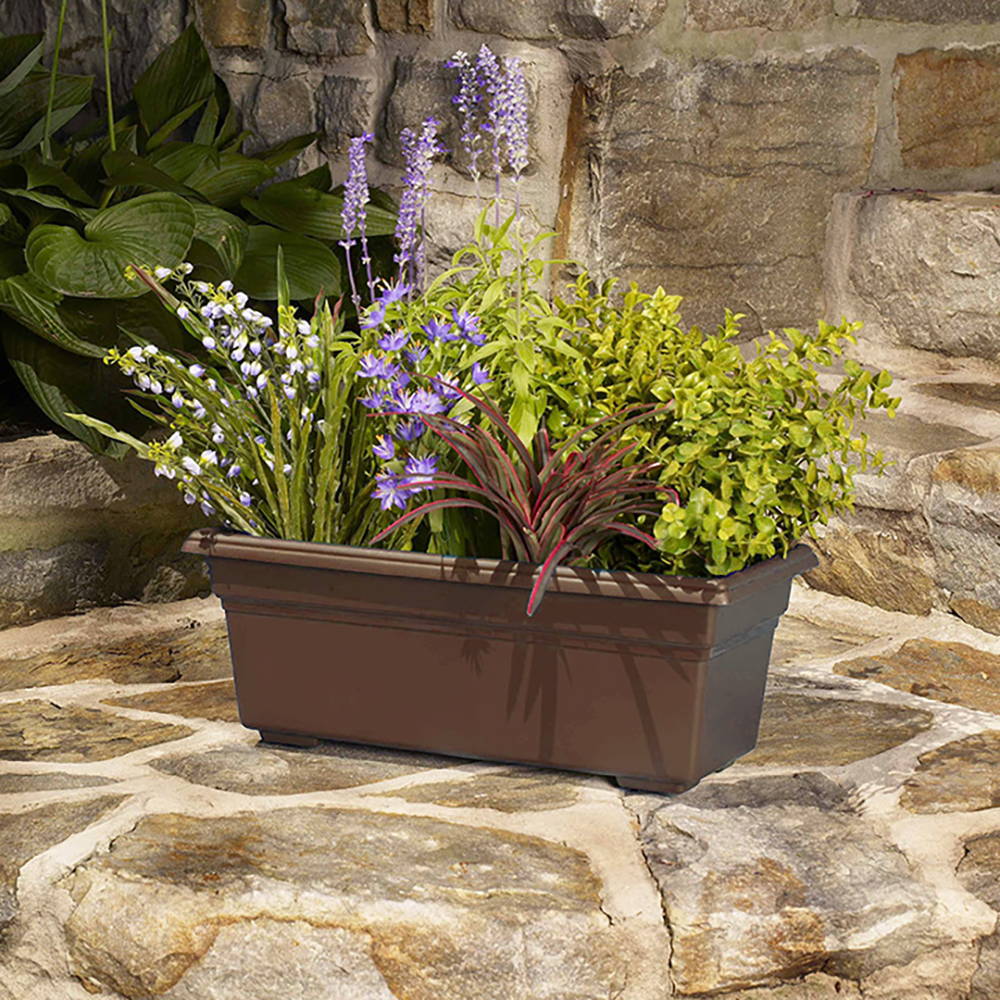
[41, 0, 69, 160]
[100, 0, 116, 151]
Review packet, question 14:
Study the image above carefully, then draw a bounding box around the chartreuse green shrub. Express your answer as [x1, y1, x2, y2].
[537, 277, 899, 576]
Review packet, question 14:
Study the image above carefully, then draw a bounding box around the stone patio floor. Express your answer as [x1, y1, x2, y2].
[0, 583, 998, 999]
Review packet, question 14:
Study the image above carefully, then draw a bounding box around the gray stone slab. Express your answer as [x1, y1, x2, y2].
[150, 740, 455, 794]
[901, 731, 1000, 813]
[103, 680, 239, 724]
[740, 691, 933, 768]
[64, 807, 622, 998]
[1, 797, 123, 933]
[0, 701, 192, 763]
[597, 49, 879, 335]
[835, 639, 1000, 715]
[635, 772, 950, 993]
[0, 772, 116, 793]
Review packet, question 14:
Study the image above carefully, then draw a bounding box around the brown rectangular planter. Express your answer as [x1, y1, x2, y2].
[183, 528, 817, 794]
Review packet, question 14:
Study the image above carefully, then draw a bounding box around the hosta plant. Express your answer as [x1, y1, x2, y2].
[0, 23, 396, 453]
[370, 387, 676, 614]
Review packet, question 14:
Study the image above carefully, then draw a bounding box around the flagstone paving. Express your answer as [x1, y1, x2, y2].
[0, 586, 998, 999]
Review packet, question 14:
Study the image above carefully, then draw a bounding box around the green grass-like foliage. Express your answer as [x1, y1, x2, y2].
[371, 386, 675, 613]
[70, 265, 385, 546]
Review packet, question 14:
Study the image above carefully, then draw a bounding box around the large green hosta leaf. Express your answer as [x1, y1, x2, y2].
[1, 324, 144, 456]
[0, 34, 43, 97]
[0, 68, 92, 158]
[0, 274, 106, 356]
[184, 149, 272, 207]
[234, 225, 341, 301]
[25, 192, 195, 297]
[190, 202, 248, 275]
[133, 25, 214, 137]
[242, 184, 397, 242]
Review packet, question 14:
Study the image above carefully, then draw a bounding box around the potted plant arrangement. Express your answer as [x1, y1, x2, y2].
[73, 47, 899, 794]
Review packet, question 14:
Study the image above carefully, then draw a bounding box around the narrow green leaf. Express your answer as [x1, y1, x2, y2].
[133, 25, 214, 136]
[0, 35, 44, 97]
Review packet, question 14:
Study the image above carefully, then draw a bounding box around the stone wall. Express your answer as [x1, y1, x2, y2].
[0, 436, 207, 629]
[7, 0, 1000, 335]
[4, 0, 1000, 628]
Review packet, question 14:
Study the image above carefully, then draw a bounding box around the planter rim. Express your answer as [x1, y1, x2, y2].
[183, 528, 817, 606]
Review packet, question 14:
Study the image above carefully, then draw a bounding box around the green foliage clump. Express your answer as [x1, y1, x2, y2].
[534, 277, 899, 576]
[0, 25, 395, 453]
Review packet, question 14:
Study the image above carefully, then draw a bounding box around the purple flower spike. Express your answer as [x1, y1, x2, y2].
[373, 434, 396, 461]
[341, 132, 376, 307]
[470, 362, 492, 385]
[394, 118, 443, 291]
[447, 50, 483, 186]
[378, 329, 409, 352]
[502, 56, 529, 182]
[476, 44, 505, 212]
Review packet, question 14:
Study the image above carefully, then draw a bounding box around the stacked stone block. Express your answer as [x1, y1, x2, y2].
[5, 0, 1000, 628]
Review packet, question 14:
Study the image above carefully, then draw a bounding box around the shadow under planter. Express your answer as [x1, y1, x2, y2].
[183, 529, 817, 794]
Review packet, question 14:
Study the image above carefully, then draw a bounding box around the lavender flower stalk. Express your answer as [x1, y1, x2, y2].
[475, 44, 505, 222]
[446, 50, 483, 193]
[502, 56, 529, 213]
[394, 118, 442, 292]
[340, 132, 376, 311]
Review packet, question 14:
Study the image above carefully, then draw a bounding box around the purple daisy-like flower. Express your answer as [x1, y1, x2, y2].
[470, 362, 492, 385]
[452, 309, 484, 344]
[360, 302, 387, 330]
[360, 389, 388, 410]
[422, 317, 455, 342]
[408, 388, 447, 415]
[378, 329, 409, 352]
[358, 353, 398, 380]
[380, 282, 412, 305]
[372, 472, 413, 511]
[405, 345, 429, 365]
[396, 418, 425, 442]
[435, 373, 461, 400]
[373, 434, 396, 461]
[404, 453, 438, 489]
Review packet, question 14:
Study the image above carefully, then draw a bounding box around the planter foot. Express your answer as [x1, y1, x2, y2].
[258, 730, 321, 748]
[614, 775, 693, 796]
